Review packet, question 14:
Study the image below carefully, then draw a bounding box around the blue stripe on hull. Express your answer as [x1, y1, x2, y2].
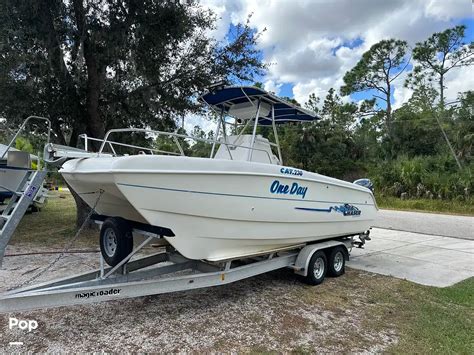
[294, 207, 333, 212]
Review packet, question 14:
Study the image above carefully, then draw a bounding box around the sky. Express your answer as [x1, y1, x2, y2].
[186, 0, 473, 133]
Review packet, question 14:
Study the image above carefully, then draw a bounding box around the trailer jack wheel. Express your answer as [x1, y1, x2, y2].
[100, 218, 133, 267]
[305, 251, 327, 285]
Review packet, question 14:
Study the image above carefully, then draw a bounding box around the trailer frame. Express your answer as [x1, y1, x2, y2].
[0, 218, 361, 313]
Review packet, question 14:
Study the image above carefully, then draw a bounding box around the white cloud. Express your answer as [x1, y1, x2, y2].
[183, 112, 217, 135]
[392, 70, 413, 110]
[393, 86, 414, 110]
[263, 80, 282, 95]
[424, 0, 471, 21]
[444, 65, 474, 103]
[201, 0, 471, 109]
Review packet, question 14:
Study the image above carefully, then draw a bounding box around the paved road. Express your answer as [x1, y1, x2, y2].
[374, 209, 473, 240]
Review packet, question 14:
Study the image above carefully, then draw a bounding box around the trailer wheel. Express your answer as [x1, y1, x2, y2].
[100, 218, 133, 267]
[327, 246, 346, 277]
[305, 251, 327, 285]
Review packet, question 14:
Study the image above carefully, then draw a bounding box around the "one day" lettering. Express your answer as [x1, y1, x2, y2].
[270, 180, 308, 199]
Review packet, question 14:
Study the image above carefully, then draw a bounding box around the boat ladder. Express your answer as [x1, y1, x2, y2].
[0, 116, 52, 266]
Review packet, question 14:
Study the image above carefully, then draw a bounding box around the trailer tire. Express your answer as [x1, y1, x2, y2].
[327, 246, 346, 277]
[305, 251, 327, 285]
[100, 218, 133, 267]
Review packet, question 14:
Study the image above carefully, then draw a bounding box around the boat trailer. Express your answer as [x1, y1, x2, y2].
[0, 115, 370, 313]
[0, 216, 365, 312]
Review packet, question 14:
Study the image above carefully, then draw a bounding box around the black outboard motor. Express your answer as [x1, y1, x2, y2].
[353, 178, 374, 193]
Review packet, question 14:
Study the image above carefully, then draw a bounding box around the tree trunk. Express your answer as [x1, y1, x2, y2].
[72, 0, 105, 143]
[42, 0, 86, 139]
[66, 182, 93, 229]
[385, 84, 392, 139]
[83, 45, 105, 141]
[70, 0, 105, 228]
[439, 74, 445, 109]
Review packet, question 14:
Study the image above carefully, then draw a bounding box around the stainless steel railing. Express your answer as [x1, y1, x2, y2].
[0, 116, 51, 162]
[95, 128, 274, 164]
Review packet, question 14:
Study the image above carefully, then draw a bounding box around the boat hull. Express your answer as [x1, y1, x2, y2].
[61, 156, 378, 261]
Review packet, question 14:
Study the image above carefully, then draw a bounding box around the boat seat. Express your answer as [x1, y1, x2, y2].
[215, 134, 278, 165]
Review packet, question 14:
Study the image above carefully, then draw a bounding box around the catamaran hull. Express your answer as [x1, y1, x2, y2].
[61, 156, 378, 261]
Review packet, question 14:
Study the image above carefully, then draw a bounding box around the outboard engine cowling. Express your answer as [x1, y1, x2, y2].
[353, 178, 374, 193]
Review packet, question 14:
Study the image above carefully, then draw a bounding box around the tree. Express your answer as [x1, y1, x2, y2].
[410, 25, 474, 109]
[321, 88, 357, 130]
[390, 101, 443, 157]
[322, 88, 338, 123]
[0, 0, 266, 227]
[304, 93, 320, 114]
[451, 91, 473, 163]
[0, 0, 266, 147]
[277, 90, 362, 179]
[189, 125, 213, 158]
[341, 39, 409, 139]
[404, 73, 439, 113]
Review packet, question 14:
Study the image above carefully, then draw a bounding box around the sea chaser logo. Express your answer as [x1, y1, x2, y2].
[333, 204, 361, 216]
[295, 203, 361, 216]
[270, 180, 308, 199]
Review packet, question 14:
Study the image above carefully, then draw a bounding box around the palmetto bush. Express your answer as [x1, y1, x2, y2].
[370, 154, 472, 199]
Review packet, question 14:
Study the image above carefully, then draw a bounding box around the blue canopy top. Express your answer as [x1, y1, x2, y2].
[200, 86, 320, 125]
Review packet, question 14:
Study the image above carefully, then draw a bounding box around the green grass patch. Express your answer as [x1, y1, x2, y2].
[376, 195, 474, 216]
[389, 278, 474, 354]
[9, 192, 98, 249]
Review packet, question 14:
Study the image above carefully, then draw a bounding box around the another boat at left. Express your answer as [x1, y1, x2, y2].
[0, 143, 48, 209]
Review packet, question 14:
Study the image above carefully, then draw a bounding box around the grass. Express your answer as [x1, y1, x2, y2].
[5, 193, 474, 352]
[376, 195, 474, 216]
[386, 278, 474, 354]
[8, 192, 98, 249]
[295, 268, 474, 354]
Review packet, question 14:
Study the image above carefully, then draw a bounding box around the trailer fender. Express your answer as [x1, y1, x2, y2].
[294, 240, 350, 277]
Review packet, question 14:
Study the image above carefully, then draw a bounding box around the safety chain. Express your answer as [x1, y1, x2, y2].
[8, 189, 104, 291]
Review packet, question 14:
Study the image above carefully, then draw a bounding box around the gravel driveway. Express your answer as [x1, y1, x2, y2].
[0, 245, 397, 352]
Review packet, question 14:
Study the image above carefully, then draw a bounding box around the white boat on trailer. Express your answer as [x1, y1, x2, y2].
[0, 86, 376, 312]
[60, 85, 378, 265]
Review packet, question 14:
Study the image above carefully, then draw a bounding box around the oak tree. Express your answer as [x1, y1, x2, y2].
[0, 0, 265, 146]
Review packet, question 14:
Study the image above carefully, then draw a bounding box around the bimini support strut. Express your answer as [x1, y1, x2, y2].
[247, 99, 261, 161]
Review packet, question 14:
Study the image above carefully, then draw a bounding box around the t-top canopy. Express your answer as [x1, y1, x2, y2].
[200, 86, 320, 125]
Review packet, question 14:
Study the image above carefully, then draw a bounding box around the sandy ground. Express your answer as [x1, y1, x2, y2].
[0, 244, 398, 353]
